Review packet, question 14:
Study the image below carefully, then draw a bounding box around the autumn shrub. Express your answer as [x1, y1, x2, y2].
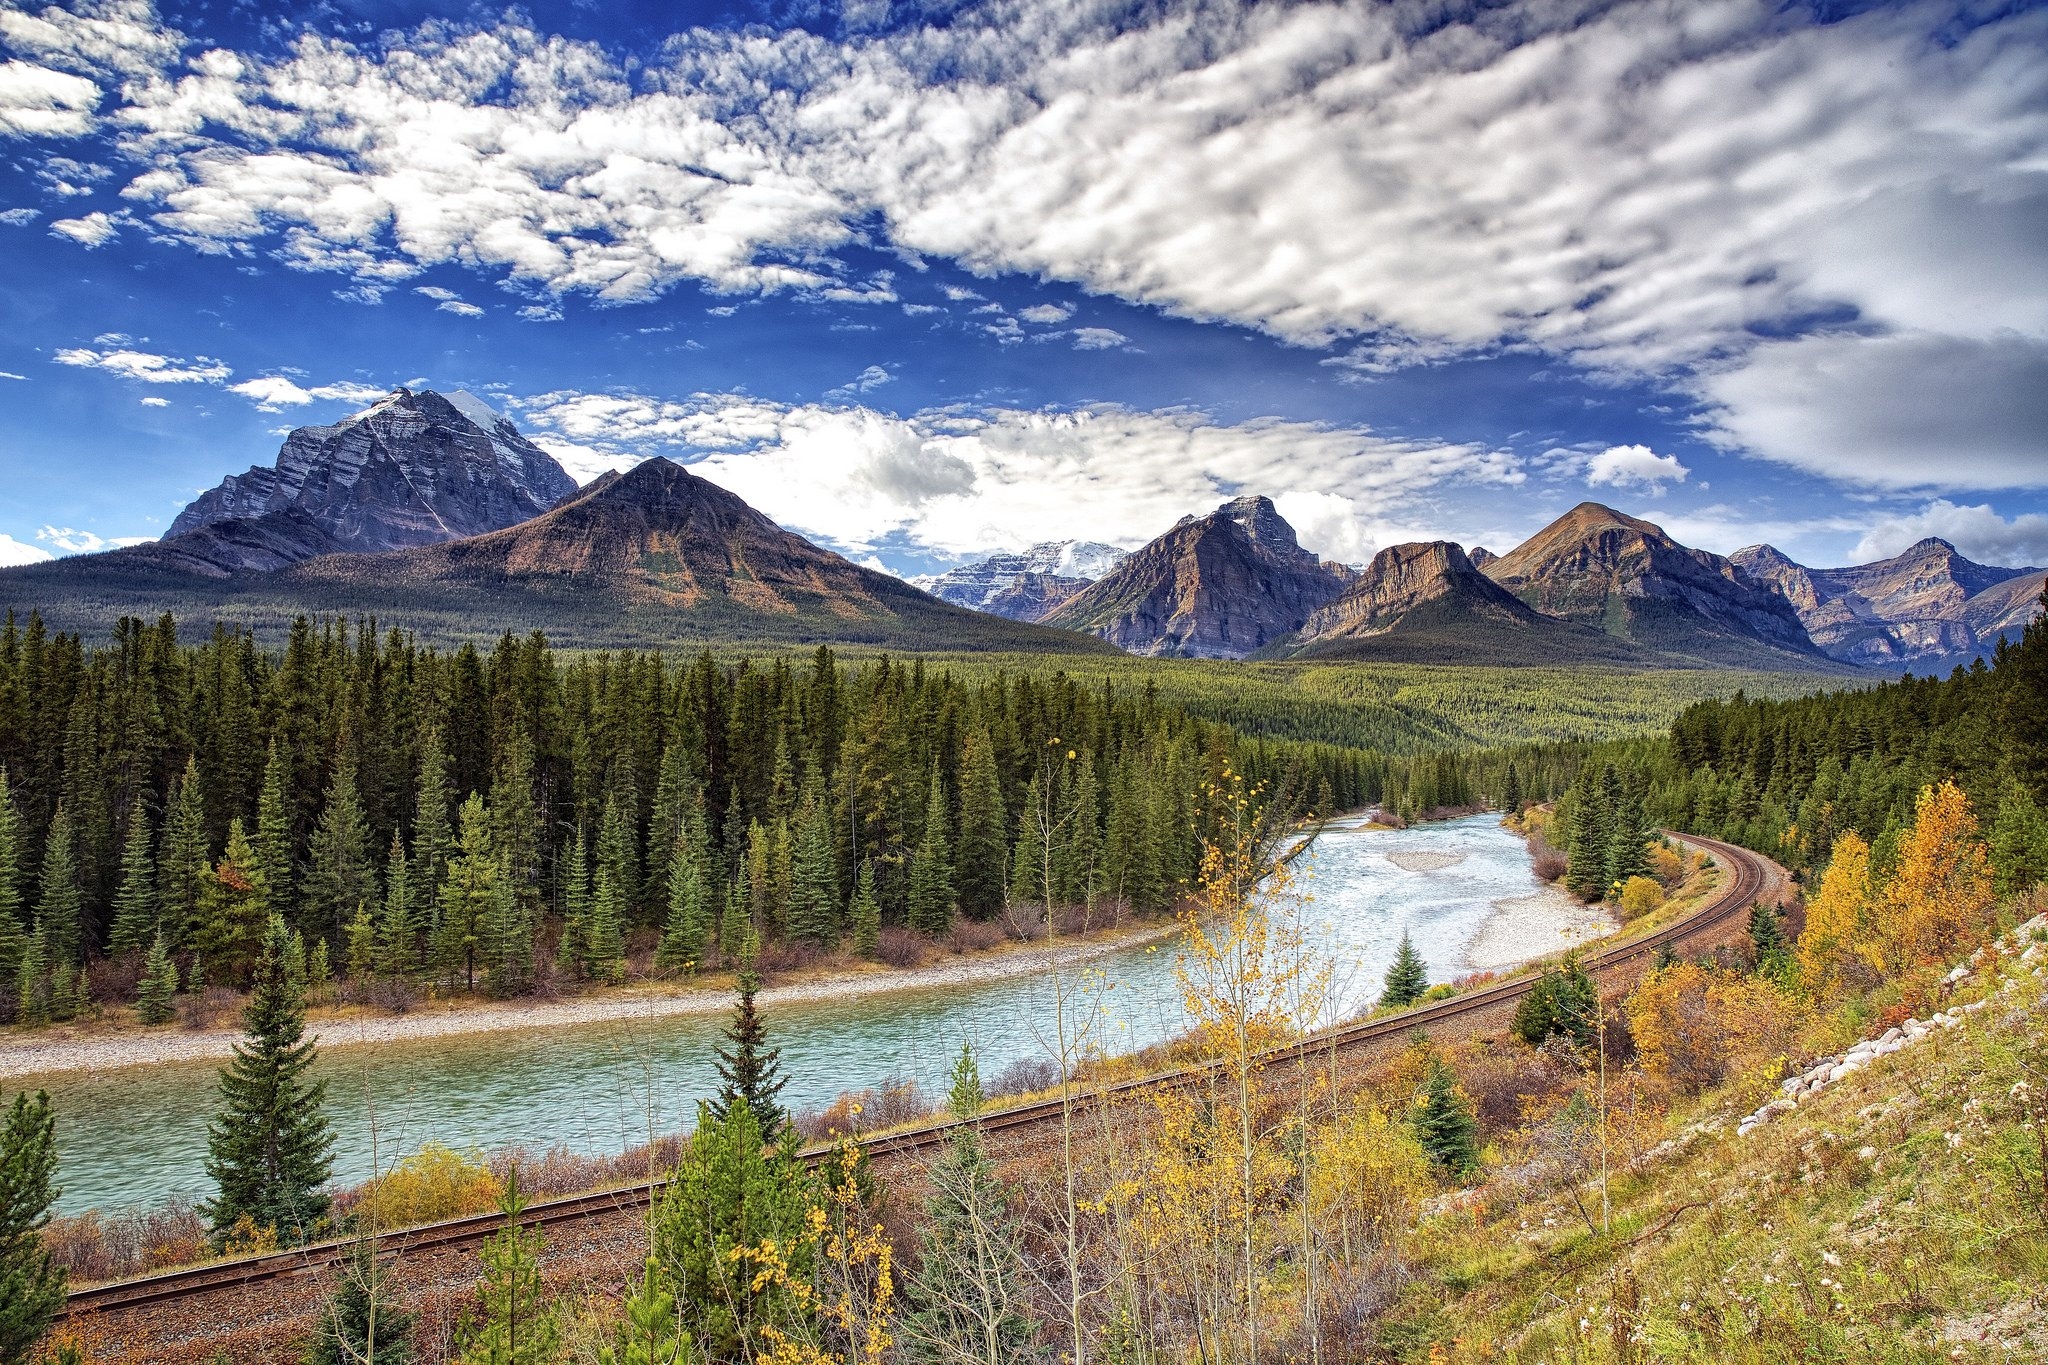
[945, 917, 1007, 954]
[1624, 962, 1803, 1096]
[752, 936, 820, 975]
[350, 1143, 501, 1230]
[1458, 1041, 1577, 1132]
[988, 1056, 1061, 1098]
[1617, 875, 1665, 919]
[873, 925, 926, 967]
[42, 1202, 210, 1282]
[1648, 842, 1686, 888]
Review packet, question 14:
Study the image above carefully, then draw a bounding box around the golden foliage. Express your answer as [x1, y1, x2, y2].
[1617, 875, 1665, 919]
[355, 1143, 502, 1231]
[1873, 779, 1995, 975]
[1625, 963, 1802, 1096]
[1647, 843, 1685, 888]
[1797, 830, 1873, 1000]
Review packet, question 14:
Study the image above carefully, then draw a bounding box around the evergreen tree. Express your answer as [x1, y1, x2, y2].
[654, 825, 708, 974]
[0, 770, 26, 989]
[1009, 775, 1050, 911]
[1377, 930, 1429, 1009]
[1058, 760, 1102, 911]
[34, 802, 81, 969]
[481, 873, 533, 999]
[377, 832, 416, 976]
[1748, 901, 1790, 974]
[907, 767, 956, 937]
[1990, 776, 2048, 895]
[1604, 769, 1652, 890]
[436, 796, 501, 991]
[554, 827, 591, 980]
[598, 1256, 692, 1365]
[489, 731, 542, 922]
[203, 915, 334, 1246]
[595, 780, 641, 931]
[1412, 1057, 1480, 1180]
[954, 727, 1007, 920]
[0, 1089, 63, 1365]
[710, 968, 788, 1136]
[307, 1240, 415, 1365]
[1501, 762, 1523, 814]
[1561, 770, 1611, 899]
[410, 728, 455, 911]
[456, 1168, 558, 1365]
[345, 902, 378, 982]
[253, 739, 296, 926]
[13, 922, 48, 1028]
[899, 1046, 1040, 1365]
[848, 860, 881, 959]
[787, 779, 839, 945]
[108, 804, 158, 956]
[587, 865, 627, 985]
[2004, 578, 2048, 802]
[157, 757, 209, 952]
[193, 820, 270, 988]
[135, 933, 178, 1025]
[1510, 957, 1598, 1048]
[306, 755, 374, 946]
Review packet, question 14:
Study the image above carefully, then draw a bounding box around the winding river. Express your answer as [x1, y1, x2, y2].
[20, 814, 1578, 1214]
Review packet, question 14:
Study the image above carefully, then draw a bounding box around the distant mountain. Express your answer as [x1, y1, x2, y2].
[164, 388, 578, 572]
[1044, 495, 1349, 657]
[1732, 538, 2042, 668]
[911, 541, 1128, 621]
[1964, 567, 2048, 653]
[2, 458, 1108, 653]
[1482, 503, 1825, 667]
[1467, 546, 1498, 569]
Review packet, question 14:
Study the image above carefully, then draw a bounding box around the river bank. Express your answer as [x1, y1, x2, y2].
[0, 917, 1180, 1082]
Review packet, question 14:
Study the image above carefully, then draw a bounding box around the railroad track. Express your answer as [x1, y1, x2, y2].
[64, 831, 1776, 1320]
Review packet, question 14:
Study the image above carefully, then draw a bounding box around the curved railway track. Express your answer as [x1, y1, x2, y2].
[63, 831, 1778, 1322]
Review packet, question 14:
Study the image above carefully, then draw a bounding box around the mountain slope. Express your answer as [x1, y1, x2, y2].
[911, 540, 1128, 620]
[1483, 503, 1827, 668]
[1732, 537, 2041, 667]
[165, 388, 578, 572]
[1285, 540, 1655, 664]
[1043, 495, 1348, 658]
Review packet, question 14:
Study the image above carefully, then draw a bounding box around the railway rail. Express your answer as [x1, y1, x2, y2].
[63, 830, 1777, 1323]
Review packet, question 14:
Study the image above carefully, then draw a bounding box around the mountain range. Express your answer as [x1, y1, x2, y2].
[4, 389, 2040, 666]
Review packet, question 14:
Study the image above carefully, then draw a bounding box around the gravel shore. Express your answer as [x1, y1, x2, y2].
[1461, 886, 1618, 972]
[0, 921, 1180, 1082]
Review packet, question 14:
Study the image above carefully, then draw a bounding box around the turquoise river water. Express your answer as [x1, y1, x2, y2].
[20, 814, 1558, 1214]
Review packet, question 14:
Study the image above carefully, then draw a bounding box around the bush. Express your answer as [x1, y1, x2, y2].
[349, 1143, 501, 1231]
[945, 918, 1007, 955]
[1618, 875, 1665, 919]
[873, 926, 926, 968]
[987, 1056, 1061, 1099]
[42, 1203, 209, 1282]
[1624, 961, 1803, 1096]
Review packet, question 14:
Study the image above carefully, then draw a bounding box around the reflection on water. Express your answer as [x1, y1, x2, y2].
[26, 813, 1553, 1213]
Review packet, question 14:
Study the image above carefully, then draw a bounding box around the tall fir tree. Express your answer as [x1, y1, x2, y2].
[710, 967, 789, 1135]
[954, 727, 1007, 920]
[1604, 769, 1652, 890]
[848, 860, 881, 959]
[654, 822, 709, 974]
[108, 803, 158, 955]
[203, 915, 334, 1246]
[555, 826, 592, 980]
[34, 801, 82, 969]
[410, 727, 455, 912]
[157, 757, 209, 952]
[13, 921, 49, 1028]
[0, 768, 26, 988]
[135, 933, 179, 1025]
[193, 820, 270, 988]
[435, 796, 504, 991]
[1378, 930, 1429, 1009]
[489, 730, 542, 923]
[378, 831, 417, 976]
[1501, 762, 1523, 814]
[305, 754, 374, 947]
[787, 778, 840, 945]
[586, 865, 627, 986]
[252, 739, 296, 926]
[481, 869, 534, 998]
[0, 1089, 64, 1364]
[907, 766, 955, 936]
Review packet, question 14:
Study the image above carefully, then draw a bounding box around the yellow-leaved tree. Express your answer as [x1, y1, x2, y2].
[1873, 780, 1994, 975]
[1797, 830, 1873, 999]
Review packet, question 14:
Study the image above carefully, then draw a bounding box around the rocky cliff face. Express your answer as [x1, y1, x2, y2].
[1297, 541, 1542, 641]
[911, 541, 1128, 619]
[1044, 495, 1347, 657]
[165, 389, 578, 572]
[1483, 502, 1821, 665]
[1732, 538, 2042, 667]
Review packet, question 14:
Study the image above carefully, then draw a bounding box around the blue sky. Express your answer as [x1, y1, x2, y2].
[2, 0, 2045, 577]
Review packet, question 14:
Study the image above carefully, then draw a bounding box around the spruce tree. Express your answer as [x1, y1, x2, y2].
[1748, 901, 1789, 974]
[455, 1167, 558, 1365]
[1412, 1057, 1480, 1179]
[0, 769, 25, 989]
[787, 779, 840, 945]
[14, 921, 48, 1028]
[1378, 930, 1429, 1009]
[595, 780, 641, 931]
[203, 915, 334, 1247]
[654, 826, 708, 974]
[849, 860, 881, 959]
[587, 865, 627, 985]
[907, 767, 955, 936]
[1501, 762, 1523, 814]
[2004, 577, 2048, 802]
[378, 831, 416, 977]
[193, 820, 269, 988]
[554, 827, 591, 980]
[0, 1089, 63, 1365]
[308, 1240, 415, 1365]
[710, 967, 788, 1135]
[135, 933, 178, 1025]
[34, 802, 81, 969]
[954, 727, 1007, 920]
[1059, 759, 1102, 911]
[1510, 957, 1598, 1048]
[157, 757, 208, 951]
[436, 796, 500, 991]
[409, 728, 454, 911]
[253, 738, 296, 925]
[345, 902, 378, 982]
[1604, 770, 1651, 890]
[489, 731, 542, 922]
[598, 1256, 691, 1365]
[306, 756, 373, 946]
[899, 1046, 1039, 1365]
[481, 873, 534, 999]
[1990, 776, 2048, 895]
[108, 804, 158, 956]
[1009, 775, 1050, 911]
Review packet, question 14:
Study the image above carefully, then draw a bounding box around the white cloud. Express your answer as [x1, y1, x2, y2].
[54, 345, 229, 383]
[0, 59, 100, 138]
[1851, 500, 2048, 569]
[414, 286, 460, 301]
[0, 533, 53, 567]
[1071, 328, 1130, 351]
[139, 394, 167, 406]
[226, 375, 386, 410]
[0, 371, 25, 380]
[825, 364, 893, 399]
[517, 303, 561, 321]
[0, 208, 40, 225]
[36, 525, 152, 554]
[512, 388, 1521, 557]
[1019, 302, 1072, 324]
[48, 209, 119, 246]
[1585, 444, 1689, 494]
[436, 300, 485, 317]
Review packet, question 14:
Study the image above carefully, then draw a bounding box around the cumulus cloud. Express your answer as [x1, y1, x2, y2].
[825, 364, 893, 400]
[1019, 302, 1072, 324]
[437, 300, 485, 317]
[48, 209, 119, 246]
[1071, 327, 1130, 351]
[0, 533, 53, 567]
[139, 394, 166, 406]
[0, 60, 99, 137]
[511, 388, 1520, 557]
[54, 345, 228, 383]
[1851, 500, 2048, 568]
[226, 375, 386, 409]
[1585, 444, 1689, 494]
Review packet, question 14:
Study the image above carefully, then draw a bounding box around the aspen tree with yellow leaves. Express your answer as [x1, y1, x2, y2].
[1873, 779, 1994, 975]
[1796, 830, 1873, 1000]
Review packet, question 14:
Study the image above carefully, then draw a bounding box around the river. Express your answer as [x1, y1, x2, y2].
[23, 813, 1568, 1215]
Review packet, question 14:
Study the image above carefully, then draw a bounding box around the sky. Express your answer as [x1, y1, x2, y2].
[1, 0, 2045, 578]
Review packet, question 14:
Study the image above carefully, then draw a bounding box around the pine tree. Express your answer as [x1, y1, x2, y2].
[193, 820, 270, 988]
[436, 796, 501, 992]
[1501, 762, 1523, 814]
[481, 873, 534, 999]
[345, 902, 378, 981]
[555, 827, 591, 980]
[849, 860, 881, 959]
[307, 1240, 415, 1365]
[1377, 930, 1428, 1009]
[489, 732, 542, 921]
[306, 755, 374, 946]
[787, 778, 840, 945]
[595, 780, 641, 932]
[907, 767, 955, 936]
[157, 757, 209, 951]
[135, 933, 178, 1025]
[253, 739, 296, 926]
[14, 921, 48, 1028]
[899, 1045, 1038, 1365]
[108, 804, 158, 956]
[203, 915, 334, 1246]
[35, 802, 82, 969]
[0, 1089, 63, 1365]
[587, 865, 627, 985]
[1990, 776, 2048, 895]
[456, 1167, 559, 1365]
[1510, 957, 1598, 1048]
[378, 832, 416, 977]
[1604, 769, 1651, 891]
[1412, 1057, 1480, 1180]
[599, 1257, 692, 1365]
[410, 728, 454, 911]
[654, 826, 708, 974]
[1748, 901, 1790, 974]
[0, 769, 26, 989]
[955, 727, 1007, 921]
[1009, 775, 1049, 911]
[710, 967, 788, 1135]
[1562, 770, 1611, 899]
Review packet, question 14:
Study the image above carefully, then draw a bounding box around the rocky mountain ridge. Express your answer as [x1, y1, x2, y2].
[911, 540, 1128, 621]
